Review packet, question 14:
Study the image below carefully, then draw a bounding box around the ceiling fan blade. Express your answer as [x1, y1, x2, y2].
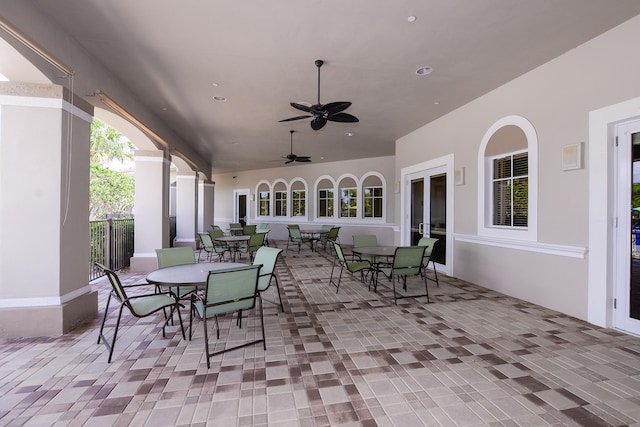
[310, 116, 327, 131]
[279, 115, 313, 122]
[290, 102, 313, 113]
[296, 157, 311, 162]
[323, 101, 352, 115]
[327, 112, 359, 123]
[285, 158, 294, 164]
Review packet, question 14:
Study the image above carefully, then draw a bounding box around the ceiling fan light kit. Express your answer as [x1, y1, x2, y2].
[279, 59, 359, 131]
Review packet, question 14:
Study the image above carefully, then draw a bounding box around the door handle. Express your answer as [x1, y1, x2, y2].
[418, 222, 424, 234]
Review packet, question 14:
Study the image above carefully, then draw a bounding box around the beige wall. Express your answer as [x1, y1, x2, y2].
[396, 15, 640, 321]
[212, 156, 398, 244]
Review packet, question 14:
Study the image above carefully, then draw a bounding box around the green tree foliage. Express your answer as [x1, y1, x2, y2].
[90, 119, 135, 165]
[89, 119, 135, 219]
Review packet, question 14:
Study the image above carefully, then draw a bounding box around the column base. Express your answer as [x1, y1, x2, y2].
[0, 291, 98, 338]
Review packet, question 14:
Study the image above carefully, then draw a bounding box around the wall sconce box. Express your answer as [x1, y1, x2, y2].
[562, 142, 583, 171]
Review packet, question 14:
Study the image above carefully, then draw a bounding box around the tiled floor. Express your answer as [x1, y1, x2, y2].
[1, 242, 640, 426]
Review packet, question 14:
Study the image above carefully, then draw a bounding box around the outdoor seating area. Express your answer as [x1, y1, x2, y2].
[2, 240, 640, 426]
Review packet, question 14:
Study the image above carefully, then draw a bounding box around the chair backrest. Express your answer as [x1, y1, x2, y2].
[288, 227, 302, 241]
[204, 265, 262, 316]
[330, 241, 348, 266]
[96, 263, 129, 304]
[248, 232, 265, 251]
[392, 246, 427, 276]
[211, 224, 224, 233]
[418, 237, 438, 257]
[252, 246, 283, 291]
[198, 232, 214, 250]
[321, 224, 334, 231]
[210, 227, 225, 239]
[288, 224, 300, 230]
[327, 227, 340, 242]
[243, 225, 257, 235]
[155, 247, 196, 268]
[353, 234, 377, 248]
[229, 222, 242, 228]
[257, 223, 269, 230]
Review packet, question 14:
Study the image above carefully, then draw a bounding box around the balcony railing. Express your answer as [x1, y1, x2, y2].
[90, 216, 176, 280]
[90, 218, 134, 281]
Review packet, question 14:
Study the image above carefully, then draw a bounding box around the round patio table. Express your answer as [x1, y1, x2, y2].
[146, 262, 245, 288]
[214, 235, 251, 261]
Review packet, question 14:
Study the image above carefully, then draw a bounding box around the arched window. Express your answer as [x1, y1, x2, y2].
[338, 175, 358, 218]
[316, 177, 335, 218]
[256, 181, 271, 217]
[362, 173, 385, 219]
[290, 179, 307, 218]
[273, 180, 288, 217]
[478, 115, 538, 241]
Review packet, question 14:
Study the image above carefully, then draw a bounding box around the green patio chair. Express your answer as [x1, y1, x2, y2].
[155, 247, 197, 299]
[96, 263, 185, 363]
[209, 227, 230, 261]
[286, 225, 311, 253]
[252, 246, 285, 312]
[376, 246, 429, 305]
[317, 226, 340, 251]
[237, 232, 265, 261]
[352, 234, 378, 265]
[189, 265, 264, 368]
[329, 241, 371, 293]
[197, 232, 216, 262]
[243, 224, 257, 235]
[418, 237, 440, 287]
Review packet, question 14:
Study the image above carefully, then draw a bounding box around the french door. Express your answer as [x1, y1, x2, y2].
[407, 166, 447, 266]
[615, 119, 640, 335]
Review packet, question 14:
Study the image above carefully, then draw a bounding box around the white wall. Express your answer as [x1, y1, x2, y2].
[212, 156, 398, 244]
[396, 15, 640, 321]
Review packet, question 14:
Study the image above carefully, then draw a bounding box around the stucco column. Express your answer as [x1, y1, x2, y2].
[129, 149, 171, 271]
[198, 179, 215, 232]
[0, 82, 97, 338]
[174, 171, 198, 248]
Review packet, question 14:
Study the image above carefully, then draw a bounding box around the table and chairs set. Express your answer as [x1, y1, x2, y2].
[96, 225, 284, 366]
[329, 235, 440, 305]
[95, 224, 437, 366]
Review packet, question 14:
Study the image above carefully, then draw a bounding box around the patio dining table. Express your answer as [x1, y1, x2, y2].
[214, 235, 251, 261]
[146, 262, 245, 289]
[299, 228, 329, 252]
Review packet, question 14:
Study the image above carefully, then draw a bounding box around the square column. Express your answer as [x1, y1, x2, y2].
[174, 171, 198, 248]
[129, 150, 171, 271]
[0, 82, 97, 337]
[198, 179, 215, 232]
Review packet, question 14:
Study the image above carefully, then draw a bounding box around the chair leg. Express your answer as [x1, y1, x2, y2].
[107, 305, 125, 363]
[273, 275, 285, 312]
[98, 293, 113, 344]
[203, 313, 210, 369]
[259, 295, 266, 350]
[432, 261, 439, 287]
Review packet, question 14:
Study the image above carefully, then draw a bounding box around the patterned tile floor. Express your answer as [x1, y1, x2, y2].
[1, 242, 640, 426]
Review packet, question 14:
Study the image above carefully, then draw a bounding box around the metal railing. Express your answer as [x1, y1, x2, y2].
[90, 218, 134, 281]
[90, 216, 176, 280]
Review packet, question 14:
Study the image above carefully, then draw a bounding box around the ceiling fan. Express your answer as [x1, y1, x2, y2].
[279, 59, 359, 131]
[283, 130, 311, 164]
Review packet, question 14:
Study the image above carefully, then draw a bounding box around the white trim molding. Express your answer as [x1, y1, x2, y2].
[455, 234, 587, 258]
[0, 285, 93, 308]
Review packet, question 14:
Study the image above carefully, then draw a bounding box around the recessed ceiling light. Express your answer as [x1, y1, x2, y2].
[320, 156, 325, 160]
[231, 141, 239, 145]
[161, 107, 168, 111]
[434, 101, 440, 105]
[211, 83, 219, 87]
[407, 15, 417, 23]
[416, 66, 433, 76]
[344, 132, 354, 137]
[213, 96, 226, 102]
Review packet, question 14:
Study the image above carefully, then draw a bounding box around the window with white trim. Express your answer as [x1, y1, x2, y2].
[292, 190, 305, 216]
[258, 191, 270, 216]
[318, 188, 334, 217]
[340, 187, 357, 218]
[274, 190, 287, 217]
[492, 151, 528, 227]
[479, 116, 538, 241]
[363, 187, 383, 218]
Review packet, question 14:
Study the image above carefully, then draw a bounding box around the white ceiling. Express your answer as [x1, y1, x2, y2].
[18, 0, 640, 172]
